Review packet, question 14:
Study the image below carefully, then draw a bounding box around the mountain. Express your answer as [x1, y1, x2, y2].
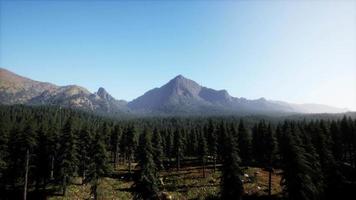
[0, 68, 58, 104]
[128, 75, 290, 115]
[0, 68, 128, 113]
[128, 75, 348, 115]
[0, 68, 348, 116]
[128, 75, 236, 115]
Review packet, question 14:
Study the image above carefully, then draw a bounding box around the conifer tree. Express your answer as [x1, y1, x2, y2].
[206, 120, 217, 171]
[0, 120, 9, 187]
[164, 129, 173, 168]
[198, 132, 208, 178]
[329, 121, 343, 161]
[34, 124, 51, 190]
[134, 128, 159, 200]
[47, 123, 59, 181]
[59, 118, 78, 196]
[237, 119, 251, 165]
[265, 124, 277, 196]
[88, 130, 111, 200]
[189, 128, 199, 156]
[279, 123, 323, 200]
[78, 125, 92, 182]
[340, 116, 353, 164]
[111, 124, 122, 169]
[313, 121, 344, 199]
[125, 125, 136, 174]
[219, 122, 243, 200]
[152, 128, 164, 171]
[173, 128, 183, 171]
[7, 123, 25, 189]
[22, 123, 37, 200]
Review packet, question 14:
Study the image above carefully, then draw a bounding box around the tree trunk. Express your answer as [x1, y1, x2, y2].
[62, 175, 67, 196]
[176, 154, 180, 171]
[128, 154, 132, 174]
[213, 156, 216, 172]
[113, 147, 118, 170]
[24, 149, 30, 200]
[268, 168, 272, 196]
[202, 159, 206, 178]
[82, 152, 86, 184]
[50, 155, 54, 180]
[93, 179, 98, 200]
[82, 163, 86, 184]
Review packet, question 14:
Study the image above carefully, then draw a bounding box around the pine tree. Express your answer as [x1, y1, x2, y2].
[206, 120, 217, 171]
[59, 118, 78, 196]
[313, 121, 344, 199]
[279, 123, 323, 200]
[7, 123, 25, 189]
[34, 124, 51, 190]
[87, 130, 111, 200]
[252, 123, 262, 164]
[173, 128, 183, 171]
[134, 128, 159, 200]
[164, 129, 173, 168]
[78, 125, 92, 182]
[265, 124, 277, 196]
[126, 125, 136, 174]
[22, 123, 37, 200]
[198, 132, 208, 178]
[189, 128, 199, 157]
[111, 124, 122, 169]
[219, 122, 243, 200]
[329, 121, 343, 161]
[0, 119, 9, 187]
[237, 119, 251, 165]
[47, 123, 59, 181]
[340, 116, 353, 164]
[152, 128, 164, 171]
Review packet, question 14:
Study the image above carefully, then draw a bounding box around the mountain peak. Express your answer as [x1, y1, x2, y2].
[166, 74, 201, 95]
[170, 74, 189, 84]
[97, 87, 110, 99]
[97, 87, 107, 94]
[174, 74, 185, 79]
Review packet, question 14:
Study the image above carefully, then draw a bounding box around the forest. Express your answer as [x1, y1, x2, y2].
[0, 105, 355, 200]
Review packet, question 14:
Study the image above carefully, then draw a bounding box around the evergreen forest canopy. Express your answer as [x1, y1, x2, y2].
[0, 105, 355, 200]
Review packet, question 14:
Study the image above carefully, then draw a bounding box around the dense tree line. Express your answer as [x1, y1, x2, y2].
[0, 105, 355, 200]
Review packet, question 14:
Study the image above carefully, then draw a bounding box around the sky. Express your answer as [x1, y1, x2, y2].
[1, 0, 355, 110]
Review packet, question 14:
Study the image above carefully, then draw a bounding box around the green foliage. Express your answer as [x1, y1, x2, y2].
[237, 119, 251, 164]
[173, 128, 184, 170]
[279, 123, 324, 200]
[152, 128, 164, 170]
[219, 122, 244, 200]
[59, 118, 79, 180]
[0, 105, 355, 200]
[134, 128, 159, 200]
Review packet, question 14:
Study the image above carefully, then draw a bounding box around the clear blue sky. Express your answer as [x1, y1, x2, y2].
[1, 0, 355, 110]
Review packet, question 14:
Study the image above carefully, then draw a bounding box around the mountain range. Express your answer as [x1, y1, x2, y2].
[0, 68, 348, 116]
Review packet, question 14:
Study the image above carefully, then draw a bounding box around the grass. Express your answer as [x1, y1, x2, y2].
[47, 164, 282, 200]
[161, 166, 220, 200]
[96, 177, 134, 200]
[242, 167, 283, 196]
[48, 175, 134, 200]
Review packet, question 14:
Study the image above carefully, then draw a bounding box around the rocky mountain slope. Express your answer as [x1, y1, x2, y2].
[128, 75, 313, 115]
[0, 68, 128, 113]
[0, 68, 348, 116]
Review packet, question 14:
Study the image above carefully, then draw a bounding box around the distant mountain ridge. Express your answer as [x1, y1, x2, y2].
[128, 75, 301, 115]
[0, 68, 128, 113]
[0, 68, 348, 115]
